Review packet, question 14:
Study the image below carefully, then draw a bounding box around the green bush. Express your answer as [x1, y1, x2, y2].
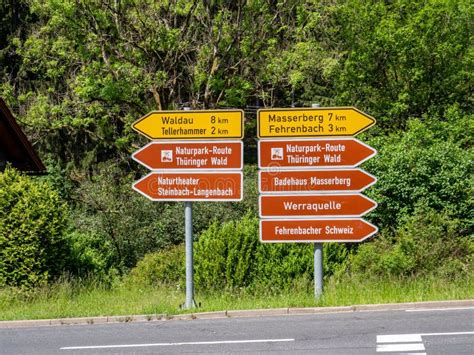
[350, 204, 473, 279]
[127, 214, 349, 293]
[71, 164, 176, 273]
[347, 108, 473, 281]
[363, 109, 473, 232]
[0, 167, 69, 288]
[65, 230, 116, 280]
[71, 163, 259, 274]
[127, 244, 184, 287]
[194, 215, 260, 290]
[250, 242, 313, 292]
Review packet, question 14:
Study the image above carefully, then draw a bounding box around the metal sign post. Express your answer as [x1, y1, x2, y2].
[184, 201, 195, 309]
[132, 106, 244, 310]
[314, 243, 323, 298]
[311, 102, 323, 299]
[183, 107, 195, 309]
[311, 103, 324, 299]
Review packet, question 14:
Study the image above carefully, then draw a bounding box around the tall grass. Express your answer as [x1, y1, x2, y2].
[0, 274, 472, 321]
[0, 277, 181, 321]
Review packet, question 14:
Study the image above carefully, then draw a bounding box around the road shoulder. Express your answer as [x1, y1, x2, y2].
[0, 299, 472, 328]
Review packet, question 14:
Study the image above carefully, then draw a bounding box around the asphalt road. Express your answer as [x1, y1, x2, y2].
[1, 307, 473, 354]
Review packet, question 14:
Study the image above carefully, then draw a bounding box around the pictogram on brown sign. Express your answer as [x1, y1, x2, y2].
[258, 138, 376, 169]
[133, 141, 243, 170]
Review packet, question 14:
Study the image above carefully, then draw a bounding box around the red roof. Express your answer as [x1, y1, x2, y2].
[0, 98, 46, 174]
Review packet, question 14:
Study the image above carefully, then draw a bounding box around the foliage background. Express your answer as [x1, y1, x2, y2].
[0, 0, 472, 292]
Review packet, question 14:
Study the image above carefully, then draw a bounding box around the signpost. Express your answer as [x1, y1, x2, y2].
[259, 194, 377, 218]
[131, 103, 377, 304]
[258, 138, 376, 169]
[133, 171, 243, 201]
[258, 107, 375, 138]
[131, 108, 244, 309]
[257, 105, 378, 299]
[133, 141, 243, 170]
[260, 218, 378, 243]
[133, 110, 244, 140]
[259, 169, 377, 193]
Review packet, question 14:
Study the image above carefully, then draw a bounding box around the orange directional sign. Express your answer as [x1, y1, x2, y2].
[133, 110, 244, 140]
[259, 169, 376, 193]
[133, 141, 243, 170]
[259, 194, 377, 218]
[260, 218, 378, 243]
[258, 138, 376, 169]
[133, 172, 243, 201]
[258, 107, 375, 138]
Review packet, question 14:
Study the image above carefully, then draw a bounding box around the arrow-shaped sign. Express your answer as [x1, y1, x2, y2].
[133, 171, 243, 202]
[258, 138, 376, 169]
[133, 141, 243, 170]
[259, 194, 377, 218]
[132, 110, 244, 140]
[259, 169, 377, 193]
[258, 107, 375, 138]
[260, 218, 378, 243]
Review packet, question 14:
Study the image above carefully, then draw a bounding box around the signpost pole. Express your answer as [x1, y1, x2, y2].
[182, 106, 195, 309]
[311, 103, 323, 299]
[314, 243, 323, 298]
[184, 201, 194, 309]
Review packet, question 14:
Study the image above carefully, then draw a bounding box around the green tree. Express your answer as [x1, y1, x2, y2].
[3, 1, 307, 172]
[363, 107, 473, 232]
[0, 0, 36, 97]
[0, 167, 68, 288]
[3, 0, 471, 170]
[328, 0, 472, 130]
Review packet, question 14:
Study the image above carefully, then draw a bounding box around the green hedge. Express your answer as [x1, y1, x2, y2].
[128, 244, 184, 287]
[349, 204, 473, 279]
[363, 107, 473, 232]
[129, 214, 348, 292]
[0, 167, 68, 288]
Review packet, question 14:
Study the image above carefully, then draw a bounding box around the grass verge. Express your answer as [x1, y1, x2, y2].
[0, 274, 472, 321]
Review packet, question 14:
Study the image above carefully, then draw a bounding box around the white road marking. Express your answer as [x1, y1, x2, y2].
[376, 343, 425, 352]
[377, 334, 422, 343]
[419, 331, 474, 337]
[376, 331, 474, 353]
[406, 307, 474, 312]
[61, 338, 295, 350]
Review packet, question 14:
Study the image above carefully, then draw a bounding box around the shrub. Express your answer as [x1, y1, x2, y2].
[349, 204, 473, 279]
[345, 108, 473, 281]
[194, 215, 260, 290]
[71, 163, 259, 274]
[250, 242, 313, 292]
[194, 214, 348, 292]
[363, 109, 473, 233]
[0, 167, 68, 288]
[128, 214, 350, 293]
[127, 244, 184, 287]
[65, 230, 116, 279]
[71, 164, 174, 273]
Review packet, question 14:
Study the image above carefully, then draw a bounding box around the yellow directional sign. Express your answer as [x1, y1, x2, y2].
[258, 107, 375, 138]
[133, 110, 244, 140]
